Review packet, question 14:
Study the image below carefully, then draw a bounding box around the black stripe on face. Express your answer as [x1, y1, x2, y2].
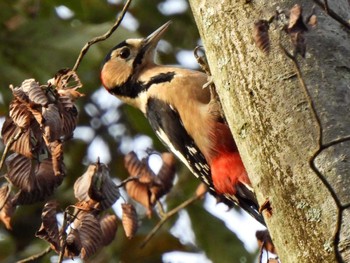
[101, 41, 128, 67]
[109, 71, 175, 99]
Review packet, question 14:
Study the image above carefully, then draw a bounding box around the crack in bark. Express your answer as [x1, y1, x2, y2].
[280, 44, 349, 263]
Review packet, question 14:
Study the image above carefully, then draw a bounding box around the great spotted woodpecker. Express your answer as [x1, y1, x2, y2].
[101, 21, 265, 225]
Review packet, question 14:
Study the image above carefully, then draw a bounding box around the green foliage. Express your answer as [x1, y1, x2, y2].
[0, 1, 256, 262]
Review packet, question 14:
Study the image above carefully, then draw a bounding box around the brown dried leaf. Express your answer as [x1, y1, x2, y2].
[11, 85, 29, 103]
[157, 152, 176, 194]
[253, 20, 270, 54]
[42, 104, 62, 142]
[66, 229, 82, 258]
[35, 201, 60, 251]
[74, 165, 95, 202]
[100, 214, 118, 246]
[74, 162, 120, 210]
[0, 194, 15, 230]
[12, 158, 64, 206]
[1, 118, 33, 158]
[60, 104, 78, 139]
[48, 141, 64, 176]
[6, 153, 36, 192]
[36, 158, 64, 194]
[20, 79, 47, 106]
[287, 4, 308, 57]
[0, 184, 10, 209]
[124, 151, 155, 182]
[121, 203, 138, 239]
[9, 99, 31, 128]
[125, 180, 152, 214]
[72, 212, 102, 259]
[54, 69, 83, 92]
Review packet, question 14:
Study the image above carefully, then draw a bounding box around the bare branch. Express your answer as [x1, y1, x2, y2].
[72, 0, 133, 72]
[139, 189, 206, 248]
[16, 246, 52, 263]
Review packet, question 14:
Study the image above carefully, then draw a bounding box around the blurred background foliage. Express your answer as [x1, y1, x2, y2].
[0, 0, 258, 262]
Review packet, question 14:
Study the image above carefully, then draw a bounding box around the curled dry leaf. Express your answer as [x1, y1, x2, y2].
[70, 211, 102, 260]
[54, 68, 83, 92]
[6, 153, 36, 192]
[287, 4, 308, 57]
[35, 201, 60, 251]
[21, 79, 48, 106]
[0, 192, 15, 230]
[0, 184, 15, 230]
[157, 152, 176, 195]
[48, 140, 64, 176]
[253, 20, 270, 54]
[66, 229, 82, 258]
[11, 158, 64, 206]
[124, 151, 176, 216]
[100, 214, 118, 246]
[124, 151, 155, 182]
[9, 99, 31, 128]
[125, 180, 152, 215]
[74, 162, 120, 210]
[42, 104, 62, 143]
[121, 203, 138, 239]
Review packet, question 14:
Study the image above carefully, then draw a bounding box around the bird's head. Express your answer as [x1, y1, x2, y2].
[100, 21, 171, 96]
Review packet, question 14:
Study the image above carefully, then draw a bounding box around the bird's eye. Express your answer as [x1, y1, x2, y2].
[119, 48, 131, 59]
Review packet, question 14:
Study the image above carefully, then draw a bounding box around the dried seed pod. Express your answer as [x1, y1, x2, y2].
[100, 214, 118, 246]
[121, 203, 138, 239]
[253, 20, 270, 54]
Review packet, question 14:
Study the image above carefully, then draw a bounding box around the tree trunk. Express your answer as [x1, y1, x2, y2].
[189, 0, 350, 262]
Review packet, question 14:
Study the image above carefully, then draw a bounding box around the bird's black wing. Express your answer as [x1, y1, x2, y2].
[146, 97, 265, 226]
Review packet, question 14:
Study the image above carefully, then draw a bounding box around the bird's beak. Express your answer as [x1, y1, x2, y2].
[143, 21, 172, 49]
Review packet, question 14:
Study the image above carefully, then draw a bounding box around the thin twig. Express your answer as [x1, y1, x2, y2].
[16, 246, 52, 263]
[139, 191, 206, 248]
[313, 0, 350, 30]
[0, 128, 24, 171]
[116, 176, 139, 188]
[72, 0, 133, 71]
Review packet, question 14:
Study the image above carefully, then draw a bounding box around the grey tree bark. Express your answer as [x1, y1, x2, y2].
[188, 1, 350, 262]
